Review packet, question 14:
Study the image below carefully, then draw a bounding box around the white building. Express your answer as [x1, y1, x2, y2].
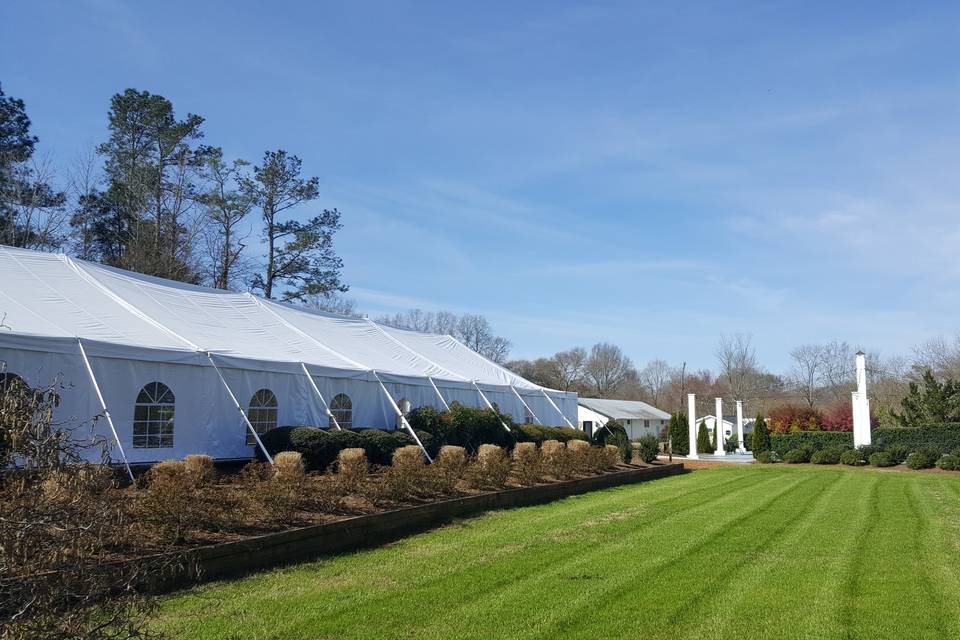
[698, 415, 755, 442]
[577, 397, 671, 440]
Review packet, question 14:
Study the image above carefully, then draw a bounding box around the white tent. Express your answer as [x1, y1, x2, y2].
[0, 245, 577, 472]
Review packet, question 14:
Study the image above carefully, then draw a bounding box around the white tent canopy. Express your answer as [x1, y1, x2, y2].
[0, 245, 577, 466]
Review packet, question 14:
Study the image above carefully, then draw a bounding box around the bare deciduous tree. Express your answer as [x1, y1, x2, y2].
[585, 342, 636, 397]
[789, 343, 828, 407]
[638, 359, 675, 407]
[551, 347, 588, 391]
[716, 333, 760, 401]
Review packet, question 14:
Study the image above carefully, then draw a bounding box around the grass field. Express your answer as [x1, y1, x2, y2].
[152, 465, 960, 640]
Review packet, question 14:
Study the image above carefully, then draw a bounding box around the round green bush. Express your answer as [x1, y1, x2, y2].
[935, 454, 960, 471]
[869, 451, 895, 467]
[755, 450, 780, 464]
[608, 430, 633, 464]
[840, 449, 866, 466]
[783, 448, 810, 464]
[906, 449, 938, 470]
[885, 444, 910, 465]
[810, 447, 842, 465]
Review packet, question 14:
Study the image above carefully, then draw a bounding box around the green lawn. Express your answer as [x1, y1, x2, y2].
[152, 466, 960, 640]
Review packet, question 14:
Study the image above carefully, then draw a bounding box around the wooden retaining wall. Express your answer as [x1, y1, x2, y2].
[166, 463, 686, 590]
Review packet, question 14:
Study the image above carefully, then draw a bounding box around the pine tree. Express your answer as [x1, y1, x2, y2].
[696, 420, 711, 454]
[752, 414, 771, 457]
[668, 412, 689, 455]
[710, 422, 718, 451]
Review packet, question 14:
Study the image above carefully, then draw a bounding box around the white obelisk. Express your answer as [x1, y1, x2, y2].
[852, 351, 871, 447]
[687, 393, 698, 459]
[736, 400, 745, 454]
[715, 397, 725, 456]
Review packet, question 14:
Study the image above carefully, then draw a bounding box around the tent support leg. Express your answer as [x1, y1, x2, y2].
[510, 386, 541, 424]
[540, 389, 577, 430]
[77, 339, 134, 483]
[472, 381, 512, 434]
[428, 376, 450, 411]
[300, 362, 342, 430]
[207, 352, 273, 464]
[373, 371, 432, 462]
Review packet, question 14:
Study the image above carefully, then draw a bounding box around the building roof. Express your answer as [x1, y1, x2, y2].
[0, 245, 557, 391]
[578, 397, 670, 421]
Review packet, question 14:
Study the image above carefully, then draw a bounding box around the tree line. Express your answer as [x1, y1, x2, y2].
[508, 333, 960, 429]
[0, 84, 345, 302]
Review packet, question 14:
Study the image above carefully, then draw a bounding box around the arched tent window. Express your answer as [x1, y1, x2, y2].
[247, 388, 278, 445]
[396, 398, 411, 429]
[330, 393, 352, 429]
[133, 382, 175, 448]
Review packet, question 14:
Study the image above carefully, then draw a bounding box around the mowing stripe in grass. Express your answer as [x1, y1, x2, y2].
[151, 467, 960, 640]
[310, 469, 783, 639]
[538, 469, 832, 640]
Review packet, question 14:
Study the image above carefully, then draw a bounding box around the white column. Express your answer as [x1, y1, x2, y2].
[687, 393, 698, 459]
[736, 400, 745, 454]
[852, 351, 872, 447]
[715, 397, 726, 455]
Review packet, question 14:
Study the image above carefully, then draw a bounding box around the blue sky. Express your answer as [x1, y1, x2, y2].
[3, 0, 960, 372]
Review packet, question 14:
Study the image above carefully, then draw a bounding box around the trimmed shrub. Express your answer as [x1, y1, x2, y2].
[869, 451, 895, 467]
[445, 404, 516, 452]
[541, 440, 571, 479]
[430, 445, 468, 494]
[139, 460, 229, 542]
[379, 445, 428, 502]
[511, 442, 541, 485]
[783, 448, 810, 464]
[183, 454, 215, 483]
[407, 405, 444, 436]
[273, 451, 305, 477]
[886, 444, 910, 465]
[609, 430, 633, 464]
[567, 439, 592, 475]
[874, 425, 960, 457]
[810, 448, 842, 465]
[840, 449, 866, 466]
[936, 454, 960, 471]
[288, 428, 337, 472]
[519, 424, 590, 445]
[770, 431, 852, 456]
[751, 415, 771, 456]
[755, 450, 780, 464]
[590, 420, 627, 446]
[603, 444, 621, 469]
[353, 428, 403, 466]
[906, 449, 939, 470]
[636, 435, 659, 464]
[466, 444, 511, 490]
[333, 447, 368, 496]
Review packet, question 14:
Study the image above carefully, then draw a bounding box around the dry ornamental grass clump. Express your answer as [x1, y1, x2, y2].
[430, 445, 468, 494]
[466, 444, 511, 490]
[566, 439, 591, 475]
[511, 442, 541, 485]
[273, 451, 305, 478]
[377, 445, 429, 503]
[604, 444, 621, 469]
[183, 454, 215, 484]
[541, 440, 572, 479]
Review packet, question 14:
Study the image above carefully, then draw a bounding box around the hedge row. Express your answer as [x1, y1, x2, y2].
[514, 424, 590, 444]
[771, 425, 960, 457]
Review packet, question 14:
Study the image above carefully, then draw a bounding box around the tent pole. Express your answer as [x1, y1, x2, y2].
[206, 352, 273, 465]
[472, 381, 512, 434]
[77, 338, 134, 483]
[428, 376, 450, 411]
[510, 386, 542, 425]
[300, 362, 342, 431]
[540, 388, 576, 429]
[372, 371, 432, 462]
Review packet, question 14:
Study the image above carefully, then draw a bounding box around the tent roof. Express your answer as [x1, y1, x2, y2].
[0, 245, 550, 390]
[578, 397, 671, 420]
